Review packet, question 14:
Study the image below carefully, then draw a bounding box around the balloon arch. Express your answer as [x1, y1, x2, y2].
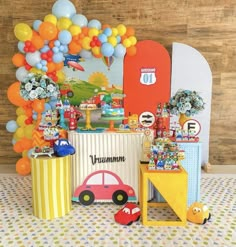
[6, 0, 137, 175]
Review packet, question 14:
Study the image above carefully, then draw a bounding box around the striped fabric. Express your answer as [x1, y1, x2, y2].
[31, 156, 72, 219]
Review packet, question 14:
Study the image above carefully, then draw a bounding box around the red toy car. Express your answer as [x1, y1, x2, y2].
[114, 203, 141, 225]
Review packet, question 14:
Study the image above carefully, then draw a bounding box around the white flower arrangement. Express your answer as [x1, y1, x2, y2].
[168, 89, 205, 117]
[20, 73, 59, 100]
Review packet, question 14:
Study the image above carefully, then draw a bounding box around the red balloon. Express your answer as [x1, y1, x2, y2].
[7, 82, 30, 107]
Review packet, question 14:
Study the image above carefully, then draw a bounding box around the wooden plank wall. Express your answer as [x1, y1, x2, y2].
[0, 0, 235, 166]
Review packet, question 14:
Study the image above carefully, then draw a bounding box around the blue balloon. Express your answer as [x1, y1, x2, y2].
[41, 60, 47, 66]
[71, 14, 88, 27]
[101, 43, 114, 57]
[53, 47, 59, 53]
[33, 20, 42, 31]
[58, 30, 72, 45]
[98, 33, 107, 44]
[40, 45, 50, 53]
[88, 19, 101, 30]
[6, 120, 18, 133]
[52, 0, 76, 19]
[17, 41, 25, 53]
[114, 44, 126, 58]
[103, 28, 112, 37]
[36, 62, 43, 70]
[32, 112, 38, 120]
[54, 40, 61, 47]
[53, 52, 64, 63]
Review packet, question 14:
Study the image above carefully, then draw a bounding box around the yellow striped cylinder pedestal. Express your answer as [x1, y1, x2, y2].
[31, 156, 72, 219]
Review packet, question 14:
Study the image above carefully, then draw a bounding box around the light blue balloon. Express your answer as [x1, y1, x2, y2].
[53, 47, 59, 53]
[79, 49, 92, 59]
[88, 19, 101, 30]
[103, 28, 112, 37]
[33, 20, 42, 31]
[36, 62, 43, 70]
[116, 35, 121, 44]
[59, 45, 65, 52]
[40, 45, 50, 53]
[53, 52, 64, 63]
[41, 60, 47, 66]
[101, 42, 114, 57]
[114, 44, 126, 58]
[6, 120, 18, 133]
[62, 45, 68, 54]
[58, 30, 72, 45]
[71, 14, 88, 27]
[42, 66, 48, 72]
[52, 0, 76, 19]
[32, 112, 38, 120]
[98, 33, 107, 44]
[54, 40, 61, 47]
[17, 41, 25, 53]
[12, 139, 17, 145]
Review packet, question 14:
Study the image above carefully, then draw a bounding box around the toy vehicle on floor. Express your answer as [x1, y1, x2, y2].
[114, 203, 141, 225]
[53, 138, 75, 157]
[72, 170, 136, 206]
[187, 202, 211, 224]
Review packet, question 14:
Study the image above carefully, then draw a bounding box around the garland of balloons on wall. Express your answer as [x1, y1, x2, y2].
[6, 0, 138, 175]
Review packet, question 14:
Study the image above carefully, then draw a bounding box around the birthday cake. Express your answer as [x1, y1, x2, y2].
[79, 103, 97, 110]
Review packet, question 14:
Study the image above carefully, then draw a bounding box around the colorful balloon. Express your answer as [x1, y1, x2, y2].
[57, 17, 72, 30]
[44, 14, 57, 25]
[16, 157, 31, 176]
[7, 82, 29, 106]
[52, 0, 76, 19]
[39, 22, 58, 41]
[14, 23, 33, 41]
[12, 53, 25, 67]
[71, 14, 88, 27]
[6, 120, 18, 133]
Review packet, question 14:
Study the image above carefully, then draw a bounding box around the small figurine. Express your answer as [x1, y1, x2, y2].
[69, 106, 77, 130]
[187, 202, 211, 224]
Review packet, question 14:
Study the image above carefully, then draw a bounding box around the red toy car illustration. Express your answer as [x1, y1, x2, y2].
[60, 84, 74, 98]
[114, 203, 141, 225]
[72, 170, 136, 206]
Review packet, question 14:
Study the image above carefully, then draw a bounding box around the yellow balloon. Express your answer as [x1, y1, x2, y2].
[15, 127, 25, 139]
[16, 107, 25, 116]
[24, 124, 35, 139]
[112, 28, 118, 36]
[56, 70, 66, 83]
[108, 36, 117, 47]
[123, 38, 132, 48]
[57, 17, 72, 30]
[117, 24, 126, 36]
[82, 36, 91, 50]
[14, 23, 33, 41]
[69, 25, 81, 36]
[129, 36, 137, 45]
[16, 115, 27, 127]
[88, 28, 99, 38]
[30, 67, 45, 75]
[92, 47, 101, 56]
[22, 150, 28, 157]
[44, 14, 57, 25]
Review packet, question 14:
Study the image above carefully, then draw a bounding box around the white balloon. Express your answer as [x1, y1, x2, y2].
[16, 67, 28, 82]
[26, 51, 41, 66]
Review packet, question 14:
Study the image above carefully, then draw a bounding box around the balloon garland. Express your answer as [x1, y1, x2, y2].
[6, 0, 138, 175]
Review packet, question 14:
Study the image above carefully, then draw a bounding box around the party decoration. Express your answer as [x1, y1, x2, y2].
[16, 157, 31, 175]
[8, 0, 139, 175]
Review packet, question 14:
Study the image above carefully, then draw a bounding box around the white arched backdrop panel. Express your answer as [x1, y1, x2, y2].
[170, 42, 212, 166]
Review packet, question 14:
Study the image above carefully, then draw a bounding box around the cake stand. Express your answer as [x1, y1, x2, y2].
[100, 116, 126, 132]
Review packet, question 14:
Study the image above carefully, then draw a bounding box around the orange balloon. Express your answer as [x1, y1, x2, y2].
[7, 82, 30, 107]
[68, 41, 82, 54]
[102, 24, 111, 30]
[16, 157, 31, 176]
[81, 27, 89, 35]
[13, 141, 24, 153]
[126, 45, 137, 56]
[31, 34, 44, 50]
[54, 61, 64, 71]
[32, 99, 45, 113]
[49, 40, 56, 49]
[125, 27, 135, 37]
[47, 62, 56, 73]
[12, 53, 25, 67]
[21, 138, 33, 150]
[39, 21, 58, 41]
